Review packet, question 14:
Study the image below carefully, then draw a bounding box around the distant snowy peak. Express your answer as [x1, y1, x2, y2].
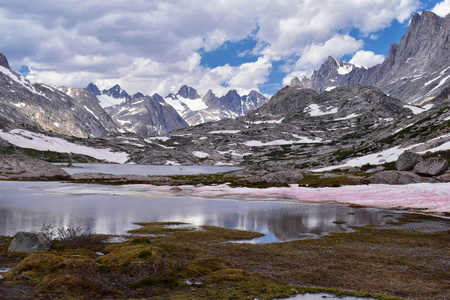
[85, 82, 268, 128]
[290, 56, 361, 92]
[85, 83, 137, 108]
[177, 85, 201, 99]
[164, 85, 207, 118]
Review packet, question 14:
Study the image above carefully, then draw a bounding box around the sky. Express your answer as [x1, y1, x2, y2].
[1, 0, 449, 98]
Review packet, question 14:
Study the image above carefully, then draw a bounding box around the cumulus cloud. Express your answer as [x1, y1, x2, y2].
[431, 0, 450, 17]
[349, 50, 385, 67]
[0, 0, 422, 96]
[295, 35, 364, 69]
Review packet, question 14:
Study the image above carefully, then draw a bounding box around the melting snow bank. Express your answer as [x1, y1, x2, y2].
[314, 132, 450, 172]
[0, 129, 129, 163]
[161, 183, 450, 214]
[278, 293, 376, 300]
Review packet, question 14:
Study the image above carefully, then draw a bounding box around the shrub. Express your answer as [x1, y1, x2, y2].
[40, 224, 101, 249]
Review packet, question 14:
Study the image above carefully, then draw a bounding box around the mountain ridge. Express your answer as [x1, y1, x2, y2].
[291, 10, 450, 104]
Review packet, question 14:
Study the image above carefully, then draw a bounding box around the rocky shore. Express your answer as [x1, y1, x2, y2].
[0, 155, 70, 181]
[1, 151, 449, 187]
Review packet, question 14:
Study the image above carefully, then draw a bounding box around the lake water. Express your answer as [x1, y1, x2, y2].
[0, 180, 393, 242]
[59, 163, 241, 176]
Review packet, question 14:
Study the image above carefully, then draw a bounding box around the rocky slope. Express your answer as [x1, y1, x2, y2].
[104, 96, 188, 136]
[0, 53, 121, 138]
[123, 84, 449, 171]
[292, 11, 450, 104]
[1, 81, 449, 184]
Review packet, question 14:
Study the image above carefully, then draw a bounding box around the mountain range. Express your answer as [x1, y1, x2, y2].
[0, 9, 449, 173]
[85, 83, 269, 128]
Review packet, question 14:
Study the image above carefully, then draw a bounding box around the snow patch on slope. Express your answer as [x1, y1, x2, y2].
[304, 104, 338, 116]
[0, 129, 128, 163]
[97, 94, 126, 108]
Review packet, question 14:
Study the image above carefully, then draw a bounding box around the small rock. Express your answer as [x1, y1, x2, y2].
[413, 157, 450, 176]
[396, 151, 423, 171]
[437, 172, 450, 182]
[8, 232, 51, 254]
[170, 186, 183, 191]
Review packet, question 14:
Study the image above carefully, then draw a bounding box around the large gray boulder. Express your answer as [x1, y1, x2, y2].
[260, 170, 304, 183]
[8, 232, 51, 253]
[368, 170, 437, 184]
[395, 151, 423, 171]
[413, 157, 450, 176]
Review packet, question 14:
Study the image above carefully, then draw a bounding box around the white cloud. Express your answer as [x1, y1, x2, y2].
[431, 0, 450, 17]
[295, 35, 364, 69]
[0, 0, 422, 96]
[349, 50, 385, 67]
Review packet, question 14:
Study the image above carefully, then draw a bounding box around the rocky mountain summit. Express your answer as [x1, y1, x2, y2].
[86, 83, 143, 108]
[292, 11, 450, 104]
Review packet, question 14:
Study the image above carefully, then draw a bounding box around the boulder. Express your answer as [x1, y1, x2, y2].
[395, 151, 423, 171]
[260, 170, 304, 183]
[8, 232, 51, 253]
[368, 170, 437, 185]
[413, 157, 450, 176]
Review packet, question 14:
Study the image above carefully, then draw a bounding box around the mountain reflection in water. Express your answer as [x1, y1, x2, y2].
[0, 181, 393, 242]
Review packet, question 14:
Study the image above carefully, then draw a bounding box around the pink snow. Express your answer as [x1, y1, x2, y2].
[161, 183, 450, 214]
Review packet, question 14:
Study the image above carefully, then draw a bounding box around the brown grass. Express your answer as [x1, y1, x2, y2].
[1, 217, 449, 299]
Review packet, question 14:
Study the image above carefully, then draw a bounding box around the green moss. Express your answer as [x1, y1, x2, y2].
[299, 174, 369, 187]
[128, 222, 192, 235]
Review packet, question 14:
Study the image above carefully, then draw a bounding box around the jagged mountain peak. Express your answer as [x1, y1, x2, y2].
[204, 89, 215, 98]
[0, 52, 10, 69]
[224, 89, 240, 97]
[132, 92, 145, 99]
[103, 84, 129, 98]
[85, 83, 101, 96]
[247, 90, 265, 98]
[290, 77, 301, 87]
[177, 85, 201, 99]
[152, 93, 165, 103]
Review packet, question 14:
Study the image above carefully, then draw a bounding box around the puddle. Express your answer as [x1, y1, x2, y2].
[279, 293, 377, 299]
[104, 236, 129, 243]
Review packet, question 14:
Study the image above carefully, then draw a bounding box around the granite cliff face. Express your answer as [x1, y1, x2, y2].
[292, 11, 450, 104]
